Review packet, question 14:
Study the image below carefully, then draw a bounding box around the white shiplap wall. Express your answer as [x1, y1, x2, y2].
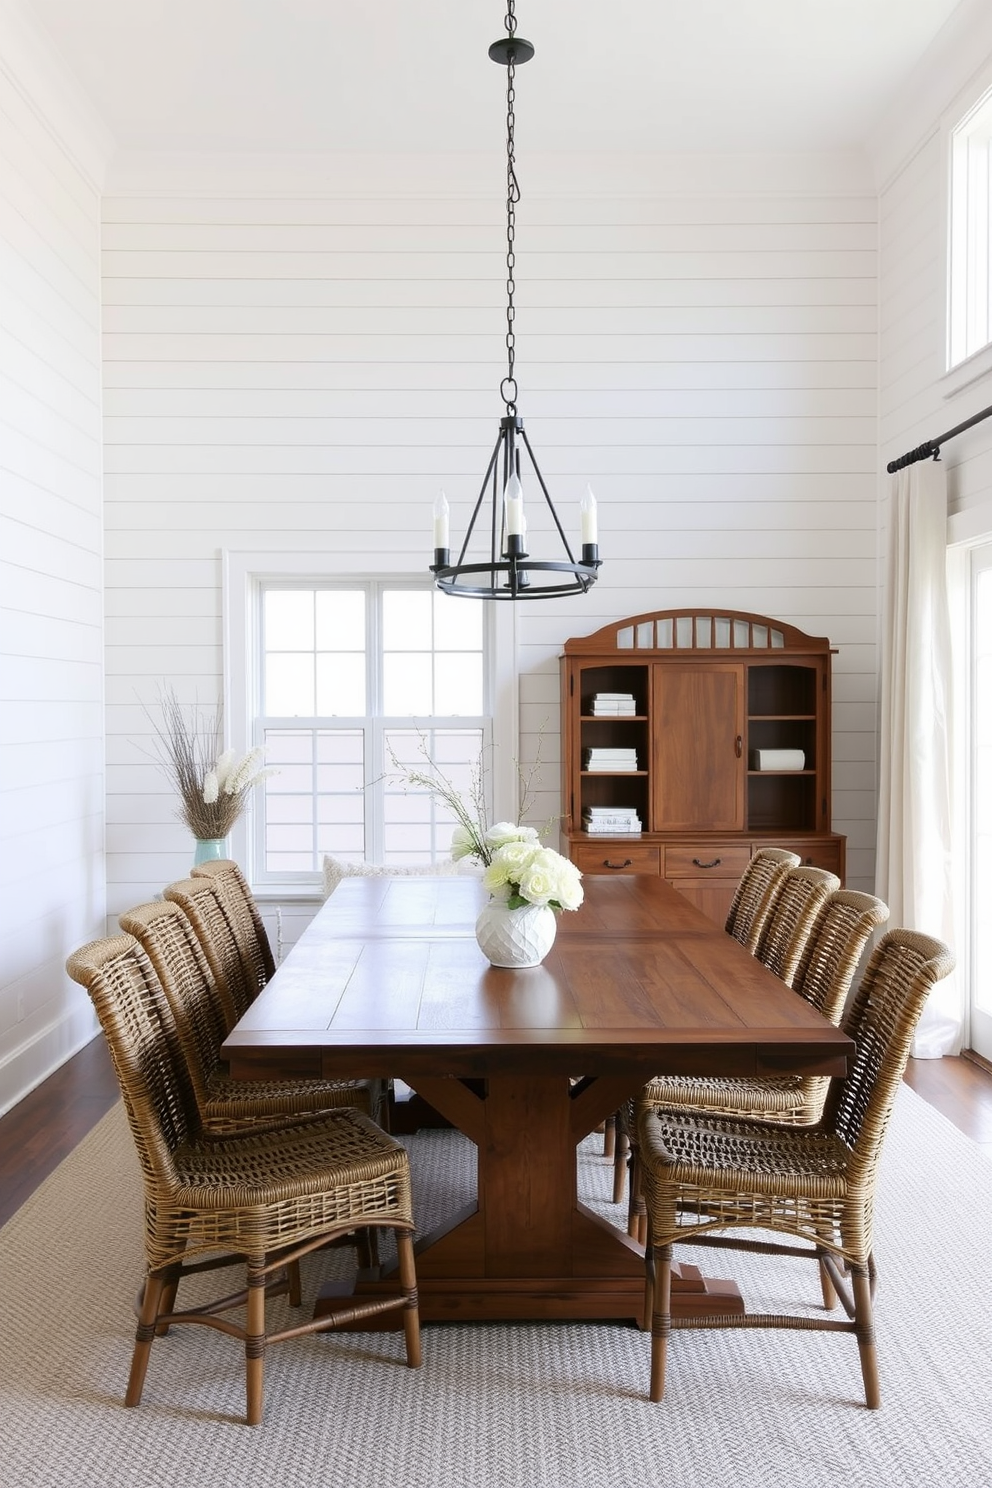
[0, 8, 109, 1113]
[101, 154, 879, 937]
[876, 21, 992, 527]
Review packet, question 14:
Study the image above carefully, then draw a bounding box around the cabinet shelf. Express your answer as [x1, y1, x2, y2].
[747, 769, 814, 777]
[580, 715, 648, 723]
[748, 713, 815, 722]
[580, 770, 649, 778]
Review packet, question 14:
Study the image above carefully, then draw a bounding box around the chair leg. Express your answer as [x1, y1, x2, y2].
[627, 1147, 641, 1238]
[126, 1272, 165, 1407]
[375, 1079, 392, 1132]
[851, 1264, 880, 1409]
[649, 1242, 673, 1402]
[612, 1128, 629, 1205]
[817, 1254, 838, 1311]
[396, 1231, 422, 1369]
[602, 1113, 616, 1159]
[155, 1261, 182, 1336]
[643, 1232, 655, 1332]
[629, 1155, 648, 1247]
[815, 1227, 838, 1310]
[287, 1258, 302, 1307]
[245, 1258, 267, 1426]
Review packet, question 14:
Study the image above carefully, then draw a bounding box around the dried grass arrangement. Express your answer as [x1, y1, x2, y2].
[152, 689, 272, 840]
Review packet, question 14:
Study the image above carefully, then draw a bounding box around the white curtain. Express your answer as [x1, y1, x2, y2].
[875, 460, 960, 1056]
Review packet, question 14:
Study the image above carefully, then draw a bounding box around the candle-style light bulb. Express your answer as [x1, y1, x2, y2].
[504, 471, 524, 537]
[433, 490, 450, 550]
[580, 485, 598, 546]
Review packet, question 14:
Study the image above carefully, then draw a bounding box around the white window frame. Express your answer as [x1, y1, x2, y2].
[223, 550, 518, 896]
[942, 63, 992, 392]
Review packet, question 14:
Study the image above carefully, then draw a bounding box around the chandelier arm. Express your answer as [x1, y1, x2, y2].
[517, 426, 580, 563]
[490, 430, 503, 582]
[453, 432, 503, 570]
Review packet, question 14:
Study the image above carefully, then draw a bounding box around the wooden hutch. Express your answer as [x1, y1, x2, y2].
[560, 609, 846, 925]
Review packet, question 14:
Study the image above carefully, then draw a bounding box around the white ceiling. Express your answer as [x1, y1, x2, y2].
[24, 0, 966, 157]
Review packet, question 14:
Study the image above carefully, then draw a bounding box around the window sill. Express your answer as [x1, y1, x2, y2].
[252, 884, 324, 904]
[940, 342, 992, 400]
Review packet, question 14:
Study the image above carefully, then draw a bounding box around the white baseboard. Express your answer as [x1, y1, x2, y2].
[0, 1004, 102, 1119]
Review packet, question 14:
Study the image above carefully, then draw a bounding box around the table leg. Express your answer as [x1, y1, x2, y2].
[313, 1071, 743, 1325]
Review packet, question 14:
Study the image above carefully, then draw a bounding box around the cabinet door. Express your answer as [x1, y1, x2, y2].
[651, 664, 745, 831]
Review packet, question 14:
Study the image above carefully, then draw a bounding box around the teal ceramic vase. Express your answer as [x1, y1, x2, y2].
[193, 837, 227, 867]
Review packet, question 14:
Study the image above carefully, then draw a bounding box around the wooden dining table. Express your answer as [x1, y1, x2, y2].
[222, 873, 854, 1326]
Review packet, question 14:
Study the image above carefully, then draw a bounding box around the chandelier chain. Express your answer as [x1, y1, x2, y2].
[502, 2, 521, 414]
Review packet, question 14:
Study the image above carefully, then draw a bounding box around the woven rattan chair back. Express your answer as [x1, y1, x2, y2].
[791, 889, 889, 1020]
[66, 935, 199, 1187]
[119, 897, 378, 1130]
[724, 847, 800, 952]
[190, 857, 276, 981]
[755, 865, 840, 984]
[118, 899, 231, 1110]
[825, 928, 956, 1197]
[163, 874, 258, 1026]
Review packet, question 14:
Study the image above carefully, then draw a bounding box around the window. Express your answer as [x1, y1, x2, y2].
[253, 580, 490, 883]
[948, 83, 992, 369]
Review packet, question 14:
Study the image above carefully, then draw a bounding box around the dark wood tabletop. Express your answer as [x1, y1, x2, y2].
[222, 874, 854, 1325]
[224, 874, 852, 1081]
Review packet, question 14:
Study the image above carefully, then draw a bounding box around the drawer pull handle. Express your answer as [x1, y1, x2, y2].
[692, 857, 723, 869]
[603, 858, 633, 870]
[735, 734, 743, 758]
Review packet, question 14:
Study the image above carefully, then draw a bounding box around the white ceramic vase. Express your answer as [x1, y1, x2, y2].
[475, 900, 557, 968]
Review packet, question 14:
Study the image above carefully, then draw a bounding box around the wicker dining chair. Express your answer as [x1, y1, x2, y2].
[163, 873, 262, 1026]
[754, 864, 841, 983]
[724, 847, 800, 953]
[190, 857, 276, 979]
[619, 890, 890, 1233]
[119, 898, 382, 1129]
[637, 927, 954, 1407]
[66, 934, 421, 1426]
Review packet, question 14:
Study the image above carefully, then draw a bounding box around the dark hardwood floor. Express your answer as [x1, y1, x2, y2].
[903, 1051, 992, 1155]
[0, 1036, 119, 1228]
[1, 1036, 990, 1229]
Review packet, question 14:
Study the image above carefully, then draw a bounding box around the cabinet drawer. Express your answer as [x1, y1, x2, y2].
[664, 843, 751, 879]
[572, 843, 661, 875]
[762, 839, 844, 878]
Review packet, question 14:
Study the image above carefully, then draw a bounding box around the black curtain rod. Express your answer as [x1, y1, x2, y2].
[886, 400, 992, 473]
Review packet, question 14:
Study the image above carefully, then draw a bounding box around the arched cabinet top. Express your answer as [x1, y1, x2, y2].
[560, 609, 832, 658]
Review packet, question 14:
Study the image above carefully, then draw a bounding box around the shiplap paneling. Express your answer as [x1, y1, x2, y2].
[0, 29, 107, 1114]
[102, 174, 878, 924]
[878, 55, 992, 526]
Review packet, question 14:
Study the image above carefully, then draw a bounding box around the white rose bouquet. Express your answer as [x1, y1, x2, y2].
[482, 835, 584, 912]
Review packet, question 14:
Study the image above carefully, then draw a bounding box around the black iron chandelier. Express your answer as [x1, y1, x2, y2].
[430, 1, 602, 601]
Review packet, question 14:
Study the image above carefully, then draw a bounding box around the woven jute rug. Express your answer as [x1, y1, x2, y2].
[0, 1085, 988, 1488]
